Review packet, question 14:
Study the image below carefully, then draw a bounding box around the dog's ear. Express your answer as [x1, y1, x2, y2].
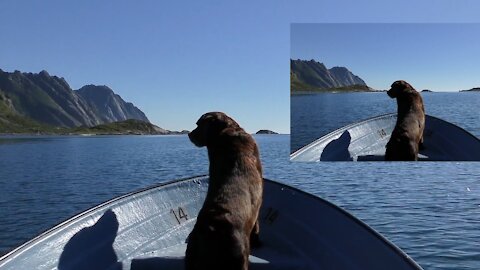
[398, 81, 417, 94]
[216, 113, 240, 131]
[393, 80, 407, 89]
[205, 114, 231, 140]
[203, 112, 240, 134]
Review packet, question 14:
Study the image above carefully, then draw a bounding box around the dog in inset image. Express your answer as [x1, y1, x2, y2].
[186, 112, 263, 270]
[385, 80, 425, 161]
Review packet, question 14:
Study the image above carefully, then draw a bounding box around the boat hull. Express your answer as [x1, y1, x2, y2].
[0, 176, 422, 270]
[291, 114, 480, 162]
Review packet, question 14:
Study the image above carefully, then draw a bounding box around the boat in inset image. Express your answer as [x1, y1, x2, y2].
[291, 113, 480, 162]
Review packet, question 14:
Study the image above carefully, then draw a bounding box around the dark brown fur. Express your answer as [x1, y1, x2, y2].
[385, 80, 425, 161]
[186, 112, 263, 270]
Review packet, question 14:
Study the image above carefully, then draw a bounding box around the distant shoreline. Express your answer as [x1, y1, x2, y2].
[291, 89, 382, 95]
[0, 132, 188, 136]
[292, 90, 469, 95]
[460, 87, 480, 92]
[0, 132, 288, 136]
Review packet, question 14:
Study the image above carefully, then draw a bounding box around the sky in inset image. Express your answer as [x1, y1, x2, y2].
[291, 23, 480, 92]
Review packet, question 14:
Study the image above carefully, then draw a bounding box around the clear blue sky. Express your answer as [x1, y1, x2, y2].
[1, 1, 479, 133]
[291, 23, 480, 92]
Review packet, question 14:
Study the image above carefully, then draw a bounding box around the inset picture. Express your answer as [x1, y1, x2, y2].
[290, 23, 480, 162]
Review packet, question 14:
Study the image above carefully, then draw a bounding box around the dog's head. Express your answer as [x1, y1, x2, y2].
[387, 80, 415, 98]
[188, 112, 240, 147]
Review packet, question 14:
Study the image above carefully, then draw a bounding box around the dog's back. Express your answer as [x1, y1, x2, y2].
[186, 112, 263, 270]
[386, 81, 425, 161]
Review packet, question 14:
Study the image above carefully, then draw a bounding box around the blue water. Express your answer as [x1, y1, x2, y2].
[291, 92, 480, 152]
[1, 135, 480, 270]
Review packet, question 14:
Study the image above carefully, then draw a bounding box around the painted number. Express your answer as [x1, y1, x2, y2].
[263, 207, 279, 225]
[377, 129, 387, 138]
[171, 207, 188, 225]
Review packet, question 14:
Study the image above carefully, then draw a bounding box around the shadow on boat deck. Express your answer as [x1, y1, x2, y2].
[58, 209, 122, 270]
[130, 243, 308, 270]
[320, 130, 353, 161]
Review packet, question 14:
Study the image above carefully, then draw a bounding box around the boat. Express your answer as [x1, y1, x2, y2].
[0, 175, 422, 270]
[291, 113, 480, 162]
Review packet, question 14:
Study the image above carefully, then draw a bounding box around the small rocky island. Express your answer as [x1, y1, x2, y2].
[256, 130, 278, 135]
[421, 89, 433, 93]
[460, 87, 480, 92]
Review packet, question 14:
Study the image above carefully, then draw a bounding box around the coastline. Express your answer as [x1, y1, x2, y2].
[291, 90, 383, 95]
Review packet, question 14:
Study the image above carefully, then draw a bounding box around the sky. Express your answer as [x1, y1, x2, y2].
[291, 23, 480, 92]
[1, 0, 480, 133]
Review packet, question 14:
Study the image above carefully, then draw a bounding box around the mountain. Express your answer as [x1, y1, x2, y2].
[0, 69, 149, 128]
[0, 89, 60, 133]
[76, 85, 149, 125]
[291, 59, 368, 91]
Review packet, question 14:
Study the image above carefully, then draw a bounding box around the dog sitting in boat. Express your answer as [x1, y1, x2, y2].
[186, 112, 263, 270]
[385, 80, 425, 161]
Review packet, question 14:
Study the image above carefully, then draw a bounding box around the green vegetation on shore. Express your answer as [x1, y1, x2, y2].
[0, 117, 187, 135]
[0, 90, 60, 133]
[71, 119, 172, 135]
[0, 112, 61, 134]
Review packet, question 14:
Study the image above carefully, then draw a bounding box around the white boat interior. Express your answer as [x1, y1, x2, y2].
[0, 176, 423, 270]
[291, 114, 480, 162]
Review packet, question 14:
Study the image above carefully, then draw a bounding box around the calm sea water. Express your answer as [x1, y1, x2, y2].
[291, 92, 480, 152]
[1, 135, 480, 270]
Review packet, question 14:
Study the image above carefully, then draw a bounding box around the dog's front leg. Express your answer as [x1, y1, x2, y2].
[250, 220, 261, 248]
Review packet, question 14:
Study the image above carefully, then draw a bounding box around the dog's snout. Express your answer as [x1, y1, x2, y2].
[188, 129, 196, 142]
[188, 128, 205, 147]
[387, 89, 395, 98]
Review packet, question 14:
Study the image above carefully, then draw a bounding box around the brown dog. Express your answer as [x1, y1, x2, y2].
[385, 80, 425, 161]
[186, 112, 263, 270]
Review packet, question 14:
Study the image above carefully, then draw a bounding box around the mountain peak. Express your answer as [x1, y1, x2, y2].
[76, 84, 149, 124]
[79, 84, 113, 92]
[39, 70, 50, 77]
[329, 66, 348, 71]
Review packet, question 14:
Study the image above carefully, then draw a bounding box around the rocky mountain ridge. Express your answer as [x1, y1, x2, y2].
[291, 59, 369, 91]
[0, 69, 149, 128]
